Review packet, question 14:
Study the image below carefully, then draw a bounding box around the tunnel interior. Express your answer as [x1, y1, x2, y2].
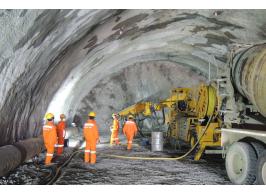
[1, 9, 266, 146]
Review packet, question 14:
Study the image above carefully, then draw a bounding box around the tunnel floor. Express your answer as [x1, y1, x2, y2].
[55, 145, 231, 185]
[0, 138, 231, 185]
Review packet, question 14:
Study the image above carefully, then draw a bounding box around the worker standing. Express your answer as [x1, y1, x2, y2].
[43, 113, 57, 165]
[83, 112, 100, 164]
[56, 114, 67, 155]
[123, 115, 138, 150]
[110, 113, 120, 146]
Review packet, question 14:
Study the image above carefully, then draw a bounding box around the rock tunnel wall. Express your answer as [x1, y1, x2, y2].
[74, 61, 206, 133]
[0, 9, 266, 146]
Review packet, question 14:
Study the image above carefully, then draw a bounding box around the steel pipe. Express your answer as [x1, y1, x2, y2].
[0, 137, 44, 176]
[231, 44, 266, 117]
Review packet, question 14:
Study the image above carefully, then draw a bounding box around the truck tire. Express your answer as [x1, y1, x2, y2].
[250, 142, 265, 158]
[225, 142, 257, 184]
[257, 151, 266, 185]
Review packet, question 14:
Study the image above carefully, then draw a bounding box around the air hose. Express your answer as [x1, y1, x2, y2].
[99, 115, 213, 161]
[45, 150, 81, 185]
[162, 107, 165, 125]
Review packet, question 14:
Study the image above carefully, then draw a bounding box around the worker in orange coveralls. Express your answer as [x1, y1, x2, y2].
[123, 115, 138, 150]
[56, 114, 67, 155]
[110, 113, 120, 146]
[43, 113, 57, 165]
[83, 112, 100, 164]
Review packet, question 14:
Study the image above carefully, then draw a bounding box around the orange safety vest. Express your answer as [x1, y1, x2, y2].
[57, 120, 66, 138]
[83, 119, 99, 143]
[43, 121, 57, 146]
[123, 120, 138, 136]
[112, 118, 119, 131]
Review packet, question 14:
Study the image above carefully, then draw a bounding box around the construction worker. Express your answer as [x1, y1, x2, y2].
[43, 113, 57, 165]
[83, 112, 100, 164]
[123, 115, 138, 150]
[56, 114, 67, 155]
[110, 113, 120, 145]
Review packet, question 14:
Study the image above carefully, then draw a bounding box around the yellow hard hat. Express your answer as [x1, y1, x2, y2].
[45, 113, 54, 120]
[88, 112, 96, 117]
[128, 115, 134, 119]
[60, 114, 66, 119]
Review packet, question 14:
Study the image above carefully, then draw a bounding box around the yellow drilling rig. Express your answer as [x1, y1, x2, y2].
[118, 43, 266, 185]
[118, 85, 221, 161]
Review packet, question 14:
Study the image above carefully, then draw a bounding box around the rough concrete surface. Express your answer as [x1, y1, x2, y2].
[1, 10, 266, 146]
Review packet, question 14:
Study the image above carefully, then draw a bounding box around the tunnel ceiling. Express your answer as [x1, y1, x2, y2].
[0, 9, 266, 145]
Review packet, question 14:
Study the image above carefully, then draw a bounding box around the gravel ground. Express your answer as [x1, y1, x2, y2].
[0, 147, 76, 185]
[55, 143, 231, 185]
[0, 138, 231, 185]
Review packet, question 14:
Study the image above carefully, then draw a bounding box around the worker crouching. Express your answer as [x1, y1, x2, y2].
[123, 115, 138, 150]
[110, 113, 120, 146]
[56, 114, 67, 155]
[43, 113, 57, 165]
[83, 112, 100, 164]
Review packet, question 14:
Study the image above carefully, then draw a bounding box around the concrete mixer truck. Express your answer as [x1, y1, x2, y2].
[218, 43, 266, 185]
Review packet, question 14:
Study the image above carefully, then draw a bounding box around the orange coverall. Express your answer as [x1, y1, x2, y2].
[83, 119, 100, 164]
[56, 120, 66, 155]
[123, 120, 138, 150]
[43, 121, 57, 165]
[110, 118, 120, 145]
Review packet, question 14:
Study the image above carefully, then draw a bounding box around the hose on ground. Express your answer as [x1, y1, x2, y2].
[99, 116, 213, 160]
[45, 150, 81, 185]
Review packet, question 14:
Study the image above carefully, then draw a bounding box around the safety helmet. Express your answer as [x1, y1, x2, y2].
[128, 115, 134, 119]
[60, 114, 66, 119]
[88, 112, 96, 117]
[45, 113, 54, 120]
[112, 113, 118, 118]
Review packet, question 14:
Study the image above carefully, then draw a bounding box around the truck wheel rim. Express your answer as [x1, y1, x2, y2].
[232, 154, 243, 175]
[262, 162, 266, 184]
